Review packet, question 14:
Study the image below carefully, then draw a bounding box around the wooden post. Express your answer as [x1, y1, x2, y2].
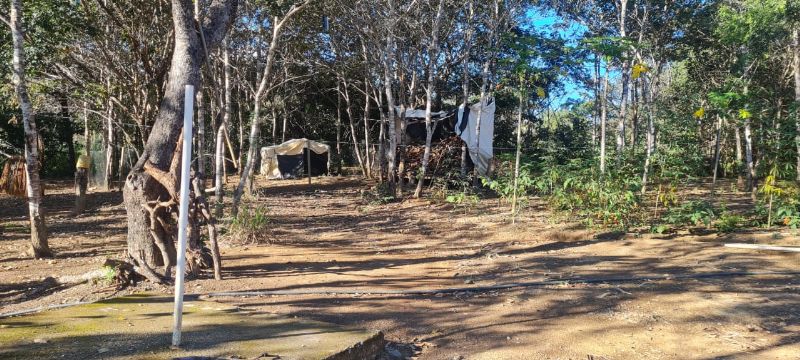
[74, 155, 89, 215]
[307, 139, 312, 185]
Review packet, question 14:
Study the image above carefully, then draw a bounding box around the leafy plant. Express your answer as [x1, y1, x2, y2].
[482, 163, 535, 210]
[759, 166, 781, 228]
[774, 203, 800, 229]
[361, 182, 396, 205]
[535, 159, 643, 229]
[228, 205, 273, 244]
[445, 191, 480, 214]
[715, 211, 744, 233]
[661, 200, 716, 228]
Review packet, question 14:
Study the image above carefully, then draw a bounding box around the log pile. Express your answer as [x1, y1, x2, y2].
[0, 156, 27, 197]
[400, 136, 465, 178]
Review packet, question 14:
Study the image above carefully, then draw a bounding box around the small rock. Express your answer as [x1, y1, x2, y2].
[451, 355, 464, 360]
[97, 348, 109, 354]
[464, 279, 474, 284]
[33, 338, 48, 344]
[434, 293, 444, 298]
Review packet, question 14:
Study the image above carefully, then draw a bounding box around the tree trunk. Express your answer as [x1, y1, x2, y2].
[335, 82, 342, 173]
[122, 0, 236, 279]
[104, 79, 115, 190]
[383, 31, 398, 193]
[74, 168, 88, 215]
[793, 27, 800, 182]
[237, 85, 244, 175]
[281, 109, 288, 143]
[472, 0, 501, 184]
[376, 88, 386, 182]
[363, 79, 372, 179]
[117, 145, 126, 191]
[215, 40, 232, 218]
[744, 118, 756, 200]
[196, 86, 206, 187]
[511, 83, 524, 222]
[59, 96, 76, 168]
[735, 125, 743, 188]
[10, 0, 51, 258]
[593, 53, 600, 147]
[232, 3, 306, 215]
[615, 0, 629, 167]
[631, 78, 638, 150]
[640, 76, 655, 195]
[342, 79, 366, 175]
[84, 101, 91, 158]
[271, 105, 278, 143]
[414, 0, 445, 198]
[460, 0, 474, 177]
[711, 114, 723, 192]
[600, 60, 609, 176]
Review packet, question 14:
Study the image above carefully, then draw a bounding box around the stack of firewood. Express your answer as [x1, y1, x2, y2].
[400, 136, 465, 177]
[0, 156, 27, 198]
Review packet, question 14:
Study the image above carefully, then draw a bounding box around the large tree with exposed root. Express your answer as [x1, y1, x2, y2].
[123, 0, 237, 283]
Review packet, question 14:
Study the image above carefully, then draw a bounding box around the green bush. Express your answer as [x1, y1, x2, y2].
[361, 182, 396, 205]
[715, 211, 744, 233]
[228, 205, 273, 244]
[660, 200, 716, 228]
[445, 191, 479, 214]
[535, 159, 643, 229]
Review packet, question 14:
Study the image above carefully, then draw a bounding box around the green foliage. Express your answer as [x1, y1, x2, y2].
[715, 211, 744, 233]
[535, 159, 642, 229]
[445, 191, 480, 214]
[660, 200, 716, 228]
[482, 157, 535, 206]
[774, 204, 800, 229]
[100, 265, 117, 284]
[751, 179, 800, 228]
[361, 182, 396, 205]
[228, 205, 273, 244]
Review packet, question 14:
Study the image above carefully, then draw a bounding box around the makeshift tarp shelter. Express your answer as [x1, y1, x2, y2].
[455, 99, 495, 175]
[260, 138, 330, 179]
[393, 107, 452, 143]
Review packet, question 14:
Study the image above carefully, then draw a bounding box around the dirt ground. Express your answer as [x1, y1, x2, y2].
[1, 176, 799, 360]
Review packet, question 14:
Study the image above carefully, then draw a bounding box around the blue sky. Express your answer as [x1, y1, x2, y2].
[523, 7, 594, 109]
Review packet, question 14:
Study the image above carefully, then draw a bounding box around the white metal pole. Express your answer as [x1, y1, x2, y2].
[172, 84, 194, 347]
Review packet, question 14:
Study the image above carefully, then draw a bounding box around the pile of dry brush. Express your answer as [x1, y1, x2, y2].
[399, 136, 465, 178]
[0, 156, 27, 197]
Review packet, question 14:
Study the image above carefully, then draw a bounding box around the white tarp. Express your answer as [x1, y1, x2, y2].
[455, 99, 495, 175]
[260, 138, 330, 179]
[393, 107, 448, 119]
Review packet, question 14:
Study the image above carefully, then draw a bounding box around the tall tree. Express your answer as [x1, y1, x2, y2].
[794, 25, 800, 181]
[232, 1, 308, 216]
[413, 0, 445, 198]
[9, 0, 51, 258]
[122, 0, 236, 281]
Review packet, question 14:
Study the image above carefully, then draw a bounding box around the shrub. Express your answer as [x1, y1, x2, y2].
[445, 191, 479, 214]
[535, 159, 643, 229]
[228, 205, 273, 244]
[715, 211, 744, 233]
[361, 182, 395, 205]
[660, 200, 716, 228]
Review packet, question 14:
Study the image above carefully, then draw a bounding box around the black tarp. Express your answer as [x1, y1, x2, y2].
[276, 149, 328, 178]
